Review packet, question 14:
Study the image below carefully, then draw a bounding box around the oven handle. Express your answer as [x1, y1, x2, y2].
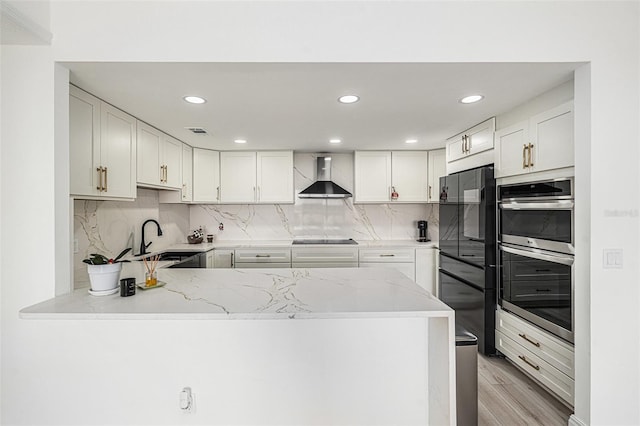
[500, 244, 574, 266]
[499, 201, 574, 210]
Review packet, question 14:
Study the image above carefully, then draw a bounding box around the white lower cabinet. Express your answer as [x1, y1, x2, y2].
[211, 249, 234, 268]
[415, 247, 437, 294]
[496, 309, 575, 406]
[205, 250, 214, 268]
[234, 248, 292, 268]
[358, 248, 416, 280]
[291, 247, 359, 268]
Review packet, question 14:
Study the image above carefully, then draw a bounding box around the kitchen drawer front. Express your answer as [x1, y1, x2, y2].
[292, 262, 358, 268]
[359, 262, 415, 281]
[497, 309, 574, 378]
[496, 331, 574, 406]
[291, 247, 359, 263]
[234, 248, 291, 263]
[234, 262, 291, 268]
[358, 248, 415, 263]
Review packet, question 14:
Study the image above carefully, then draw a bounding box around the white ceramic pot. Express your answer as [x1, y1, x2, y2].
[87, 263, 122, 291]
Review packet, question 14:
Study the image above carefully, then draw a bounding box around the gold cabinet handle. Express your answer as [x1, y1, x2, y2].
[216, 186, 220, 201]
[522, 144, 528, 168]
[461, 136, 465, 154]
[255, 254, 271, 258]
[518, 333, 541, 348]
[465, 135, 470, 153]
[528, 143, 534, 167]
[518, 355, 540, 371]
[429, 185, 432, 199]
[379, 254, 395, 257]
[182, 183, 187, 199]
[103, 167, 108, 192]
[96, 167, 103, 191]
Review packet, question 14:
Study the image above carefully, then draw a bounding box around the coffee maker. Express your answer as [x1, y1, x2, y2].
[417, 220, 428, 242]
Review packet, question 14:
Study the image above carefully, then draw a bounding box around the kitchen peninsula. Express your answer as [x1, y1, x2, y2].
[21, 267, 455, 425]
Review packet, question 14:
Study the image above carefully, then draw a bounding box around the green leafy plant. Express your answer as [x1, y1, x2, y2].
[82, 248, 132, 265]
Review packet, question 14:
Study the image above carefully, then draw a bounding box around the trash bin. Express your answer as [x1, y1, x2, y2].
[456, 326, 478, 426]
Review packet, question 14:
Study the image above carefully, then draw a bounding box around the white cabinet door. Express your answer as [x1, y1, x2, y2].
[69, 86, 101, 197]
[213, 249, 234, 268]
[181, 144, 193, 202]
[256, 151, 293, 203]
[192, 148, 220, 203]
[354, 151, 392, 203]
[467, 118, 495, 155]
[427, 149, 446, 203]
[530, 101, 574, 173]
[220, 152, 257, 203]
[391, 151, 428, 202]
[415, 247, 437, 294]
[446, 133, 466, 163]
[100, 103, 136, 199]
[206, 250, 214, 268]
[136, 121, 162, 186]
[495, 120, 530, 178]
[162, 135, 183, 189]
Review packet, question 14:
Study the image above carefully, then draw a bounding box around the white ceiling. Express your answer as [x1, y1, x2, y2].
[66, 62, 577, 152]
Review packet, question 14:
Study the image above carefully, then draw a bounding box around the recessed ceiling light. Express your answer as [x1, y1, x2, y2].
[329, 139, 342, 144]
[338, 95, 359, 104]
[234, 139, 247, 144]
[183, 96, 206, 104]
[459, 95, 484, 104]
[405, 139, 418, 144]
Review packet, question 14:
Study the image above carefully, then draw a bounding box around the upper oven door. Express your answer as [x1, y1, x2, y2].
[499, 243, 574, 343]
[499, 199, 574, 254]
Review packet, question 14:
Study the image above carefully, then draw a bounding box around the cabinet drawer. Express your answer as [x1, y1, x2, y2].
[497, 309, 574, 378]
[358, 248, 415, 263]
[234, 262, 291, 268]
[496, 331, 574, 406]
[291, 247, 358, 263]
[234, 249, 291, 263]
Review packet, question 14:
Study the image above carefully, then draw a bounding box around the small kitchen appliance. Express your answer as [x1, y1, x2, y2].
[417, 220, 428, 242]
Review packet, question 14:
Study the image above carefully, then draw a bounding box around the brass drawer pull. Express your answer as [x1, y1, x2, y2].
[518, 355, 540, 371]
[255, 254, 271, 258]
[96, 167, 103, 191]
[528, 143, 534, 167]
[379, 254, 396, 257]
[522, 144, 528, 168]
[519, 333, 541, 347]
[103, 167, 108, 192]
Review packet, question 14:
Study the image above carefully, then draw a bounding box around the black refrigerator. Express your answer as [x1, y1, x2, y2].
[439, 165, 496, 354]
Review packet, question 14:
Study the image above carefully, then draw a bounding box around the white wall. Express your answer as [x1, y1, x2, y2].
[2, 1, 639, 425]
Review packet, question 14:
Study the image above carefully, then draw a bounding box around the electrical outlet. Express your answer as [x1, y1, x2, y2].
[603, 249, 623, 269]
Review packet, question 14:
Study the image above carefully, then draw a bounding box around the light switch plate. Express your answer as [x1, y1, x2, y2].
[603, 249, 623, 269]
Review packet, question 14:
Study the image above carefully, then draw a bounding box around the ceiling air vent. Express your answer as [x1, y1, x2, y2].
[185, 127, 208, 135]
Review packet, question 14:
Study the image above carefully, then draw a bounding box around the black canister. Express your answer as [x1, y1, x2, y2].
[120, 277, 136, 297]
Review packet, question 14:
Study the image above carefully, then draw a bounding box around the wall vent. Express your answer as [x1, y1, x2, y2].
[185, 127, 208, 135]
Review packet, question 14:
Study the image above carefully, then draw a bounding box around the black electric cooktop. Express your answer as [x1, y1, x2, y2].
[292, 238, 358, 245]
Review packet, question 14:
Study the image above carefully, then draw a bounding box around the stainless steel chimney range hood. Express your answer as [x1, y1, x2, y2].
[298, 156, 352, 199]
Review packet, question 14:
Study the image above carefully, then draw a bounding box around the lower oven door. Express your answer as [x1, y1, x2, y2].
[499, 243, 574, 343]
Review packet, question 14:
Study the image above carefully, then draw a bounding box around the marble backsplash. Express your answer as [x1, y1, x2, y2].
[73, 189, 190, 287]
[190, 152, 439, 242]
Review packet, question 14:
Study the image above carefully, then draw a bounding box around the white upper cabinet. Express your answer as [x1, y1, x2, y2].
[220, 152, 257, 203]
[256, 151, 294, 203]
[391, 151, 429, 202]
[427, 149, 446, 203]
[192, 148, 220, 203]
[495, 101, 574, 178]
[446, 117, 495, 174]
[70, 86, 101, 197]
[158, 143, 193, 204]
[220, 151, 294, 204]
[354, 151, 392, 203]
[136, 121, 182, 189]
[355, 151, 429, 203]
[69, 86, 136, 200]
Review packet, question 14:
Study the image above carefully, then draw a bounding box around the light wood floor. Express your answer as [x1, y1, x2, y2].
[478, 354, 573, 425]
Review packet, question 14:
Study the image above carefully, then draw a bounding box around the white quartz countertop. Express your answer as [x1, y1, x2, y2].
[21, 267, 451, 320]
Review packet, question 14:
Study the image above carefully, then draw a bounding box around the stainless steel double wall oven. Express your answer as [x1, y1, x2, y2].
[498, 178, 574, 343]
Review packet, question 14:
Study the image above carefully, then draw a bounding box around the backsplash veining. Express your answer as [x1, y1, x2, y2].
[74, 153, 439, 287]
[190, 153, 439, 241]
[73, 189, 189, 287]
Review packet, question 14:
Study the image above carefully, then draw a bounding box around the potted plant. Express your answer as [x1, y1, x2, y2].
[83, 248, 132, 292]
